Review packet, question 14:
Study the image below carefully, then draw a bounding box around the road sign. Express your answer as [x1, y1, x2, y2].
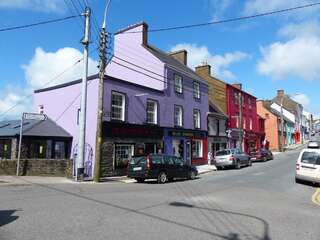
[23, 112, 47, 121]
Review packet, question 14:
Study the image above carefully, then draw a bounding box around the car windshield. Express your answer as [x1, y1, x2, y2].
[130, 156, 146, 165]
[301, 152, 320, 165]
[216, 150, 231, 156]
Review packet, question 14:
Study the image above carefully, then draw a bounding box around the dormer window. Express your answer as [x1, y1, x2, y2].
[174, 74, 183, 94]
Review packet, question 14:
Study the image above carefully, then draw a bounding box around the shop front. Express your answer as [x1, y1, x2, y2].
[163, 128, 208, 166]
[228, 129, 242, 149]
[101, 122, 164, 176]
[208, 136, 228, 157]
[244, 131, 260, 153]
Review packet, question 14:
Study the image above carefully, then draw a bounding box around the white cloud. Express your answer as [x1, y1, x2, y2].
[0, 0, 65, 13]
[0, 47, 98, 120]
[22, 47, 98, 90]
[170, 43, 249, 80]
[209, 0, 232, 21]
[258, 21, 320, 81]
[292, 94, 311, 109]
[243, 0, 315, 15]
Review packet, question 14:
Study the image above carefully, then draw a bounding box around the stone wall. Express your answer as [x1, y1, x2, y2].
[0, 159, 73, 177]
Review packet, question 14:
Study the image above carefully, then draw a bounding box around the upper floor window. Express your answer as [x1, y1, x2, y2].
[111, 92, 125, 121]
[193, 109, 201, 129]
[146, 100, 158, 124]
[236, 113, 239, 128]
[243, 117, 246, 129]
[248, 98, 252, 108]
[174, 105, 183, 127]
[174, 74, 183, 94]
[234, 92, 238, 103]
[249, 118, 253, 130]
[193, 82, 200, 99]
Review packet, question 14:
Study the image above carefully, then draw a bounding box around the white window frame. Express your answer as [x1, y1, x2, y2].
[193, 82, 200, 99]
[243, 117, 246, 129]
[192, 140, 203, 158]
[111, 92, 125, 121]
[146, 99, 158, 124]
[114, 144, 134, 168]
[236, 113, 239, 128]
[174, 105, 183, 127]
[174, 74, 183, 94]
[249, 118, 253, 130]
[193, 109, 201, 129]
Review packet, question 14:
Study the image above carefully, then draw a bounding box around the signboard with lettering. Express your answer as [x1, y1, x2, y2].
[169, 130, 206, 138]
[23, 113, 47, 121]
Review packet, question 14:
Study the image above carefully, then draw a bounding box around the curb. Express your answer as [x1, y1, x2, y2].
[312, 188, 320, 206]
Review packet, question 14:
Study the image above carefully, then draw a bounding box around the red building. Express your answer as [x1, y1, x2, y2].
[226, 83, 262, 153]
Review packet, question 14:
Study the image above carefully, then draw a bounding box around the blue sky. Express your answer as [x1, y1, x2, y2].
[0, 0, 319, 118]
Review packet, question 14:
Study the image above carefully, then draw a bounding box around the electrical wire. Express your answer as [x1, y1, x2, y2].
[0, 15, 81, 32]
[118, 2, 320, 34]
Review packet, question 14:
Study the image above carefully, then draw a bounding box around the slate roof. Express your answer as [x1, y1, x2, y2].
[144, 45, 207, 84]
[262, 101, 294, 124]
[272, 95, 303, 114]
[0, 118, 72, 138]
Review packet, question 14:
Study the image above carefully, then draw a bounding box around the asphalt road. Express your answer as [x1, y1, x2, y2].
[1, 141, 319, 240]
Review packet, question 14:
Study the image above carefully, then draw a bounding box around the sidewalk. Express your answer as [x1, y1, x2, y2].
[0, 175, 74, 186]
[196, 164, 217, 174]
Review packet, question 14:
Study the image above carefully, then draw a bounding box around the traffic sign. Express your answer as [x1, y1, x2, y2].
[23, 112, 47, 121]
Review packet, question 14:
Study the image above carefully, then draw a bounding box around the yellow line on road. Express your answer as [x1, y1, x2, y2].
[311, 188, 320, 206]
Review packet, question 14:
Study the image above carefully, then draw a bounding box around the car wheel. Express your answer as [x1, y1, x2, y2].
[235, 160, 241, 169]
[263, 156, 267, 162]
[248, 159, 252, 167]
[135, 178, 145, 183]
[189, 170, 196, 180]
[157, 172, 167, 184]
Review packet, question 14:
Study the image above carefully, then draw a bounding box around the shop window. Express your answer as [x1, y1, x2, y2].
[146, 100, 158, 124]
[174, 74, 183, 94]
[111, 92, 125, 121]
[193, 82, 200, 99]
[193, 109, 201, 129]
[54, 141, 66, 159]
[114, 144, 134, 169]
[192, 140, 203, 158]
[174, 105, 183, 127]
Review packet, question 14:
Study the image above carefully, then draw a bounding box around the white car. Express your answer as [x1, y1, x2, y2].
[295, 148, 320, 185]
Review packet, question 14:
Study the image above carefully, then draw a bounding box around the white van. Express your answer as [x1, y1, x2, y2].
[295, 148, 320, 184]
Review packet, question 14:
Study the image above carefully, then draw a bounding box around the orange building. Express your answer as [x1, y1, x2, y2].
[256, 100, 281, 151]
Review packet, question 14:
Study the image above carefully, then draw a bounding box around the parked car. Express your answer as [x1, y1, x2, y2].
[213, 148, 252, 169]
[249, 148, 273, 162]
[295, 148, 320, 185]
[127, 154, 198, 183]
[307, 141, 320, 149]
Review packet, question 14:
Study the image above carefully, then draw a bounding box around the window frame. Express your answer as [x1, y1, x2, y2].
[193, 109, 201, 129]
[193, 81, 200, 99]
[146, 99, 158, 125]
[174, 74, 183, 94]
[111, 91, 126, 122]
[174, 105, 183, 127]
[192, 140, 203, 158]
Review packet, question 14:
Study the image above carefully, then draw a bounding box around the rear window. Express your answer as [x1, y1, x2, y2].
[130, 156, 146, 165]
[216, 150, 230, 156]
[151, 155, 163, 164]
[301, 152, 320, 165]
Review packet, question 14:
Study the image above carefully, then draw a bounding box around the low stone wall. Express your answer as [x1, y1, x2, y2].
[0, 159, 73, 177]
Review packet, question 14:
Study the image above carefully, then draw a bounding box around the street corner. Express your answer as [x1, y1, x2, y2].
[311, 188, 320, 206]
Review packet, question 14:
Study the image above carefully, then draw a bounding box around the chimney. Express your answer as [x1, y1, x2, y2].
[277, 89, 284, 97]
[142, 23, 148, 45]
[195, 64, 211, 77]
[169, 49, 187, 65]
[232, 83, 242, 90]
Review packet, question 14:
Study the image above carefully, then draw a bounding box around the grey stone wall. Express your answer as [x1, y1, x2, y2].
[0, 159, 73, 177]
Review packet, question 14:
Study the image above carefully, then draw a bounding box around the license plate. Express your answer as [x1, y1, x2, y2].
[133, 167, 142, 171]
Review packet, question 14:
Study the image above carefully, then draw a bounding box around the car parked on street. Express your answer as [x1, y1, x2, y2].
[249, 148, 273, 162]
[213, 148, 252, 169]
[127, 154, 198, 183]
[295, 148, 320, 185]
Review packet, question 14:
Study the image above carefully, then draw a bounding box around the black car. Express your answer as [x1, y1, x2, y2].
[127, 154, 198, 183]
[249, 148, 273, 162]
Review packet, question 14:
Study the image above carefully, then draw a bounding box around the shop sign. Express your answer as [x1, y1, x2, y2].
[169, 130, 206, 138]
[211, 137, 228, 143]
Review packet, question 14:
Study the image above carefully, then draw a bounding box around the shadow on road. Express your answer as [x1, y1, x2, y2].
[0, 210, 20, 227]
[17, 177, 272, 240]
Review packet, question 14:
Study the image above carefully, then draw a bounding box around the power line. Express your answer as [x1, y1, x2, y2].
[118, 2, 320, 34]
[0, 15, 81, 33]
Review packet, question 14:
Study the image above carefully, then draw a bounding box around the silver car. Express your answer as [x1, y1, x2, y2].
[213, 148, 252, 169]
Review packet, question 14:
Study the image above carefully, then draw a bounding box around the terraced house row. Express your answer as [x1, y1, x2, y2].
[0, 22, 311, 178]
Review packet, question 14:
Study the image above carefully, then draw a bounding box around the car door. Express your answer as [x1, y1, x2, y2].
[236, 149, 245, 165]
[173, 157, 188, 178]
[163, 155, 175, 178]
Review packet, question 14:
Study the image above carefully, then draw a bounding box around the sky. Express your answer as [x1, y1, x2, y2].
[0, 0, 320, 119]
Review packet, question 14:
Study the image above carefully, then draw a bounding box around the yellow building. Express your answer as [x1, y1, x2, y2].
[195, 64, 227, 114]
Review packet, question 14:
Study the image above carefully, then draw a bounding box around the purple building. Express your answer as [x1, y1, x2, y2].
[34, 22, 209, 177]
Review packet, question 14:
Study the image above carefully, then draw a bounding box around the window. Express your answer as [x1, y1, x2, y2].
[193, 109, 201, 129]
[234, 92, 238, 103]
[174, 74, 183, 93]
[174, 105, 183, 127]
[248, 98, 252, 109]
[249, 118, 253, 130]
[146, 100, 158, 124]
[114, 144, 134, 168]
[0, 139, 11, 159]
[192, 140, 203, 158]
[243, 117, 246, 129]
[111, 92, 125, 121]
[54, 141, 66, 159]
[150, 155, 163, 164]
[301, 152, 320, 165]
[193, 82, 200, 99]
[173, 156, 184, 165]
[236, 113, 239, 128]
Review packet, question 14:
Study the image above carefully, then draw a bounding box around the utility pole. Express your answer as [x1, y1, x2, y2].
[238, 92, 243, 151]
[93, 0, 111, 182]
[280, 97, 284, 152]
[77, 7, 91, 181]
